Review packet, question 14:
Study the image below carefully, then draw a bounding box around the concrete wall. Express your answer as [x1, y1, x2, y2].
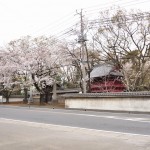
[65, 94, 150, 113]
[1, 98, 23, 103]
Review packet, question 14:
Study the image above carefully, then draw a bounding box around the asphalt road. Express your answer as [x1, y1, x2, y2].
[0, 105, 150, 135]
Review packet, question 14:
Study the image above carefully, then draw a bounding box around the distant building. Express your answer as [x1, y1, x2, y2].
[89, 64, 126, 93]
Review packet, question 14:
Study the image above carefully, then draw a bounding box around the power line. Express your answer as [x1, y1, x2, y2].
[120, 0, 150, 8]
[56, 0, 150, 39]
[85, 0, 150, 12]
[84, 0, 150, 17]
[32, 16, 79, 36]
[18, 5, 150, 54]
[54, 23, 79, 36]
[55, 14, 149, 39]
[32, 0, 149, 37]
[28, 0, 150, 44]
[82, 0, 123, 11]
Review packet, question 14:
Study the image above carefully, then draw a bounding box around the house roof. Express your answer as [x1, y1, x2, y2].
[89, 64, 123, 79]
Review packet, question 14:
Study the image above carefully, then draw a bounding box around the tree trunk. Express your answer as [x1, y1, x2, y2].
[6, 96, 9, 103]
[44, 85, 53, 103]
[40, 93, 45, 104]
[87, 70, 91, 93]
[2, 90, 10, 103]
[45, 92, 52, 103]
[23, 88, 28, 103]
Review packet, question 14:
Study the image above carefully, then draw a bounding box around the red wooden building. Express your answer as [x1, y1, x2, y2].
[89, 64, 126, 93]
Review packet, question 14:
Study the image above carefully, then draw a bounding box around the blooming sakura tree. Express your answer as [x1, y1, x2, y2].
[30, 36, 63, 103]
[7, 36, 33, 102]
[7, 36, 63, 103]
[0, 51, 19, 103]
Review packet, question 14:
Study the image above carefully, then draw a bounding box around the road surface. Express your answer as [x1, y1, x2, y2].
[0, 105, 150, 150]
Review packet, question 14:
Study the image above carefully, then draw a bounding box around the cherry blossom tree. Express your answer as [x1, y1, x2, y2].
[6, 36, 63, 103]
[0, 51, 19, 103]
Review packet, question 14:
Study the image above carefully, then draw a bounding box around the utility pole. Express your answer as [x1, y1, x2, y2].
[77, 9, 87, 93]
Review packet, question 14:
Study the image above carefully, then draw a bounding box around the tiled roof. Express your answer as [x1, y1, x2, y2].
[90, 64, 123, 78]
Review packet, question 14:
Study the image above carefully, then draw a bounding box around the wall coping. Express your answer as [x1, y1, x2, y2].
[62, 92, 150, 98]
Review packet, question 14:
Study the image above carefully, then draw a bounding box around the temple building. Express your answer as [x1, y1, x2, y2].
[89, 64, 126, 93]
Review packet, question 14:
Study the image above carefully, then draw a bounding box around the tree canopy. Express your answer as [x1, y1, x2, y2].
[0, 8, 150, 103]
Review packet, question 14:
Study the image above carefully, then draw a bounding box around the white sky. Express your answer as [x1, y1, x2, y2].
[0, 0, 150, 46]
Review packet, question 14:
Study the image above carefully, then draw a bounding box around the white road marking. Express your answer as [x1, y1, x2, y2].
[44, 111, 150, 123]
[18, 107, 150, 123]
[1, 106, 150, 123]
[0, 117, 150, 137]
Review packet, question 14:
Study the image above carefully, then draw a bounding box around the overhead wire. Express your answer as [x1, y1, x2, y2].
[57, 13, 150, 40]
[24, 0, 150, 51]
[54, 22, 79, 37]
[84, 0, 148, 12]
[32, 15, 79, 36]
[82, 0, 120, 10]
[27, 0, 150, 70]
[32, 0, 146, 37]
[84, 0, 150, 17]
[53, 0, 150, 41]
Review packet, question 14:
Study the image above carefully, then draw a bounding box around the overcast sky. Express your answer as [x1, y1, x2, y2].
[0, 0, 150, 46]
